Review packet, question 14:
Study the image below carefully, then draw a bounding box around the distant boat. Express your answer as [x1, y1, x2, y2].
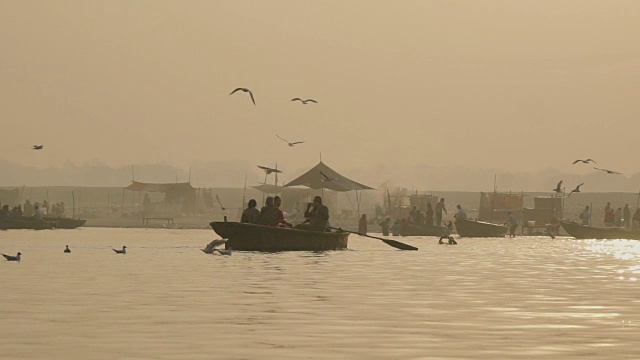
[455, 218, 508, 238]
[210, 221, 349, 251]
[0, 218, 54, 230]
[43, 217, 86, 229]
[560, 221, 640, 240]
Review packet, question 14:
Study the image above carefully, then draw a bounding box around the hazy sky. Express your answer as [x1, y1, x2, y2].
[1, 1, 639, 186]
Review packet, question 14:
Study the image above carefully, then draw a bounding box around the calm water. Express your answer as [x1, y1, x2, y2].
[1, 228, 639, 359]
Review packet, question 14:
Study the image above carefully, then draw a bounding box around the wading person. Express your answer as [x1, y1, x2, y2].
[504, 211, 518, 238]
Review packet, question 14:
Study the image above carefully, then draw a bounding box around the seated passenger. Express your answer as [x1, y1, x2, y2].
[258, 197, 280, 226]
[295, 196, 329, 231]
[274, 196, 292, 227]
[240, 199, 260, 224]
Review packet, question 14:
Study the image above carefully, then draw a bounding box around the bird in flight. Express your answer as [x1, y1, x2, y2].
[572, 159, 596, 164]
[229, 87, 256, 105]
[320, 171, 336, 182]
[593, 167, 622, 175]
[552, 180, 563, 193]
[291, 98, 318, 105]
[257, 165, 282, 175]
[215, 195, 226, 211]
[276, 134, 304, 147]
[32, 145, 44, 150]
[567, 183, 584, 197]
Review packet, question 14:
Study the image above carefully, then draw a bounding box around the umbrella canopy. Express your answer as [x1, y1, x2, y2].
[284, 162, 374, 192]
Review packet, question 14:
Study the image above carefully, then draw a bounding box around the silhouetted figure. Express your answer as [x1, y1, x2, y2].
[624, 204, 631, 228]
[604, 202, 614, 227]
[258, 197, 280, 226]
[274, 196, 292, 227]
[435, 198, 447, 226]
[614, 208, 623, 227]
[454, 205, 468, 220]
[297, 196, 329, 231]
[241, 199, 260, 224]
[425, 203, 434, 226]
[358, 214, 367, 235]
[439, 221, 456, 244]
[379, 218, 390, 236]
[391, 219, 401, 236]
[579, 206, 590, 225]
[504, 211, 518, 237]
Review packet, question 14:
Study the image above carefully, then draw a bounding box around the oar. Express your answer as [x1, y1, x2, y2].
[328, 226, 418, 251]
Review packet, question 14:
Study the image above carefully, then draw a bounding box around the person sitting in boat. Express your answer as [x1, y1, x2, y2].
[33, 204, 43, 221]
[0, 205, 9, 219]
[504, 211, 518, 237]
[454, 205, 468, 220]
[241, 199, 260, 224]
[258, 197, 280, 226]
[379, 217, 390, 236]
[10, 205, 23, 218]
[632, 209, 640, 230]
[408, 206, 417, 223]
[296, 196, 329, 231]
[273, 196, 293, 228]
[391, 218, 401, 236]
[579, 206, 590, 225]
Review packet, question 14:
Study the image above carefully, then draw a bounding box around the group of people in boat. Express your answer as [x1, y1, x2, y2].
[0, 199, 66, 221]
[580, 202, 640, 229]
[240, 195, 329, 231]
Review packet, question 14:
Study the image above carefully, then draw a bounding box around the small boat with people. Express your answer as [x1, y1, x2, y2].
[560, 221, 640, 240]
[43, 216, 87, 229]
[210, 221, 349, 251]
[454, 218, 508, 238]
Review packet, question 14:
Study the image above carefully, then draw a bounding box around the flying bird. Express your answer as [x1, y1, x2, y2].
[113, 246, 127, 254]
[215, 195, 226, 211]
[567, 183, 584, 197]
[320, 171, 336, 182]
[257, 165, 282, 174]
[573, 159, 596, 164]
[64, 245, 71, 253]
[276, 134, 304, 147]
[229, 87, 256, 105]
[2, 252, 21, 261]
[202, 239, 227, 254]
[32, 145, 44, 150]
[291, 98, 318, 105]
[593, 167, 622, 175]
[552, 180, 563, 193]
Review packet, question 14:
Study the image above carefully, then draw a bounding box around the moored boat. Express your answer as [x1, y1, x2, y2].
[455, 218, 508, 238]
[210, 221, 349, 251]
[44, 217, 87, 229]
[0, 218, 54, 230]
[560, 221, 640, 240]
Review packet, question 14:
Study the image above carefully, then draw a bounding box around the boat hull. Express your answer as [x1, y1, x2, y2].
[0, 218, 54, 230]
[44, 217, 87, 229]
[455, 218, 508, 238]
[401, 224, 448, 237]
[560, 221, 640, 240]
[210, 221, 349, 251]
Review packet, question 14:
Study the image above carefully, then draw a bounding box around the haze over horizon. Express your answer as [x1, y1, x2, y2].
[1, 1, 639, 189]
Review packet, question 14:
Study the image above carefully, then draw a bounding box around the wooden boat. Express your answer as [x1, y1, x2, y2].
[44, 217, 86, 229]
[560, 221, 640, 240]
[400, 224, 448, 237]
[0, 218, 54, 230]
[455, 218, 508, 238]
[210, 221, 349, 251]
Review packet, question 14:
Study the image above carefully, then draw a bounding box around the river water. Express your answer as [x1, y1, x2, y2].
[1, 228, 639, 359]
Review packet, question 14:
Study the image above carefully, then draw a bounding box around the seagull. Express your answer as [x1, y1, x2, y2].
[291, 98, 318, 105]
[320, 171, 336, 182]
[215, 195, 226, 211]
[64, 245, 71, 253]
[552, 180, 563, 193]
[32, 145, 44, 150]
[593, 167, 622, 175]
[572, 159, 596, 164]
[202, 239, 227, 254]
[2, 252, 21, 261]
[113, 246, 127, 254]
[276, 134, 304, 147]
[229, 87, 256, 105]
[567, 183, 584, 197]
[257, 165, 282, 175]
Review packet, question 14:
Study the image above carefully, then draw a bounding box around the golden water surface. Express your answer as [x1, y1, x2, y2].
[1, 228, 639, 359]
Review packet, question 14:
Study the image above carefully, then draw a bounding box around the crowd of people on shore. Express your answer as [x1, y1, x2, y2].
[0, 199, 65, 220]
[240, 195, 329, 231]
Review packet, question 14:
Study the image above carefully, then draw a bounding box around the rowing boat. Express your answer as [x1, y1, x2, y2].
[454, 218, 508, 238]
[210, 221, 349, 251]
[560, 221, 640, 240]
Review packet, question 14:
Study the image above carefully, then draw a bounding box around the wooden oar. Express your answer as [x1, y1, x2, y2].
[327, 226, 418, 251]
